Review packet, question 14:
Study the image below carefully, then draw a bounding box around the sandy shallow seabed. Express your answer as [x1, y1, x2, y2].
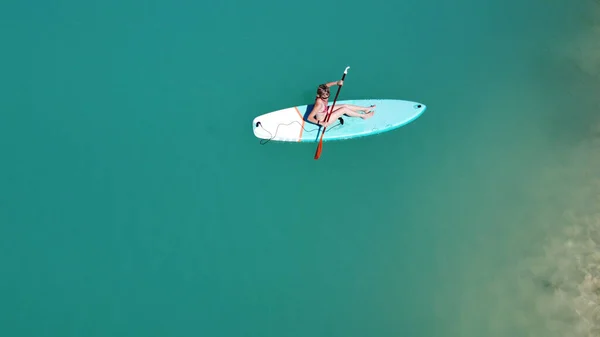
[487, 1, 600, 335]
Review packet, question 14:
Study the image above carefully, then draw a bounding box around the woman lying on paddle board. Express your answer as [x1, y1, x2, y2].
[306, 81, 376, 127]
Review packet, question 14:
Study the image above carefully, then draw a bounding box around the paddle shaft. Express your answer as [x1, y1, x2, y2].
[323, 73, 347, 125]
[314, 67, 349, 160]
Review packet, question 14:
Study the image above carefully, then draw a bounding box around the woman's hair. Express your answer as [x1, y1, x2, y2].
[316, 84, 329, 97]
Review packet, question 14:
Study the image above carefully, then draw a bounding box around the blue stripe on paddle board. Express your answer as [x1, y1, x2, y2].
[298, 99, 426, 142]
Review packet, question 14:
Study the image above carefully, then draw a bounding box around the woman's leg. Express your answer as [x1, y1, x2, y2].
[337, 104, 376, 113]
[330, 106, 374, 120]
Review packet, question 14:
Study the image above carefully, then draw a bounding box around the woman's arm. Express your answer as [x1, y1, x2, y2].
[325, 80, 343, 87]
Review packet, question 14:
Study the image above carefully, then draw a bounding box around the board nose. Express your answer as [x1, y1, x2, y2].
[414, 103, 427, 115]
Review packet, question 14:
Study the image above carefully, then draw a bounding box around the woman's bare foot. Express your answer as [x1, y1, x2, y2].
[362, 110, 375, 119]
[364, 104, 376, 113]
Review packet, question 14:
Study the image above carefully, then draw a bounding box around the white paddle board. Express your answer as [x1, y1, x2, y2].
[252, 99, 426, 142]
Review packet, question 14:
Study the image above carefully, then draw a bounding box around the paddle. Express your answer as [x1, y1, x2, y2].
[314, 66, 349, 160]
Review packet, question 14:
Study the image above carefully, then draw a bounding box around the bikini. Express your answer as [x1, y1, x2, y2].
[315, 97, 330, 121]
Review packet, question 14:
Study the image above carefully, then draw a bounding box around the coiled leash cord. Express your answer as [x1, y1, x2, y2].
[255, 118, 344, 145]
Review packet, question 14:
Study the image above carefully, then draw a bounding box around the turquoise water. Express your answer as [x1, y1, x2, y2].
[2, 0, 600, 336]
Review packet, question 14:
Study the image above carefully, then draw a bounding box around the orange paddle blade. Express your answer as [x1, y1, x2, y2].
[314, 140, 323, 159]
